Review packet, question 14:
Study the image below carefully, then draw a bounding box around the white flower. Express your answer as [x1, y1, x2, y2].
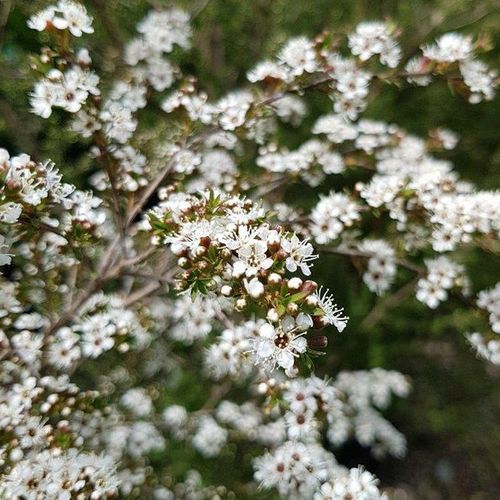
[460, 59, 497, 103]
[15, 416, 48, 449]
[233, 239, 273, 277]
[313, 113, 358, 143]
[244, 277, 265, 298]
[422, 33, 472, 62]
[173, 149, 201, 175]
[315, 287, 349, 332]
[136, 8, 191, 54]
[278, 37, 317, 78]
[217, 91, 253, 131]
[247, 61, 288, 82]
[310, 192, 360, 244]
[121, 388, 153, 417]
[281, 233, 318, 276]
[52, 1, 94, 37]
[349, 21, 401, 68]
[416, 278, 447, 309]
[27, 6, 56, 32]
[253, 321, 307, 371]
[192, 416, 227, 457]
[100, 101, 137, 144]
[405, 56, 432, 86]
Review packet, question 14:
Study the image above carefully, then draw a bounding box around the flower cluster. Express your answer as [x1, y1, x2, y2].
[161, 370, 409, 498]
[1, 2, 498, 498]
[416, 257, 468, 309]
[3, 449, 118, 499]
[147, 190, 346, 374]
[28, 0, 94, 36]
[358, 240, 397, 295]
[477, 283, 500, 334]
[420, 33, 496, 102]
[310, 192, 361, 244]
[348, 21, 401, 68]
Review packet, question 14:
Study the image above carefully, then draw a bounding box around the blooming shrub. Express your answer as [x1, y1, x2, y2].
[0, 1, 498, 498]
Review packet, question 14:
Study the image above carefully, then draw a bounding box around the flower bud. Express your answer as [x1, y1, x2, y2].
[178, 257, 189, 268]
[198, 261, 209, 271]
[305, 295, 318, 307]
[118, 343, 129, 353]
[245, 278, 265, 298]
[206, 279, 218, 291]
[288, 277, 303, 290]
[221, 285, 232, 296]
[267, 308, 279, 322]
[308, 336, 328, 349]
[235, 298, 247, 311]
[221, 248, 232, 260]
[268, 273, 282, 285]
[267, 231, 281, 251]
[199, 236, 211, 248]
[257, 382, 268, 394]
[275, 249, 287, 261]
[194, 245, 207, 257]
[312, 315, 328, 329]
[300, 280, 318, 296]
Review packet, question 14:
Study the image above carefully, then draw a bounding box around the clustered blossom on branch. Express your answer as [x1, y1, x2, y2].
[0, 1, 498, 498]
[146, 190, 347, 373]
[161, 369, 409, 498]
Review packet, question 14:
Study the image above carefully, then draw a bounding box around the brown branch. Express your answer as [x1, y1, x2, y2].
[44, 243, 160, 336]
[88, 0, 124, 52]
[321, 246, 425, 275]
[359, 279, 418, 331]
[125, 158, 177, 228]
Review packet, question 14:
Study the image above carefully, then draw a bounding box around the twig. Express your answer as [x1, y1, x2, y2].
[321, 246, 424, 275]
[88, 0, 124, 51]
[359, 279, 417, 330]
[125, 158, 177, 228]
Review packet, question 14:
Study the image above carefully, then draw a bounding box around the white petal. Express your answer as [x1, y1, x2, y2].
[277, 349, 294, 369]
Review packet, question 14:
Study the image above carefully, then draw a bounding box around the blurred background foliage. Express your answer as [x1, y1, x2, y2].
[1, 0, 499, 498]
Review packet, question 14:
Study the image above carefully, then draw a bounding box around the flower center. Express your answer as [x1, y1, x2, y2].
[274, 332, 290, 349]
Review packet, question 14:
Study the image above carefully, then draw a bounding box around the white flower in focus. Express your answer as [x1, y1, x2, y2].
[233, 239, 273, 277]
[281, 233, 318, 276]
[244, 277, 265, 298]
[315, 287, 349, 332]
[253, 321, 307, 372]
